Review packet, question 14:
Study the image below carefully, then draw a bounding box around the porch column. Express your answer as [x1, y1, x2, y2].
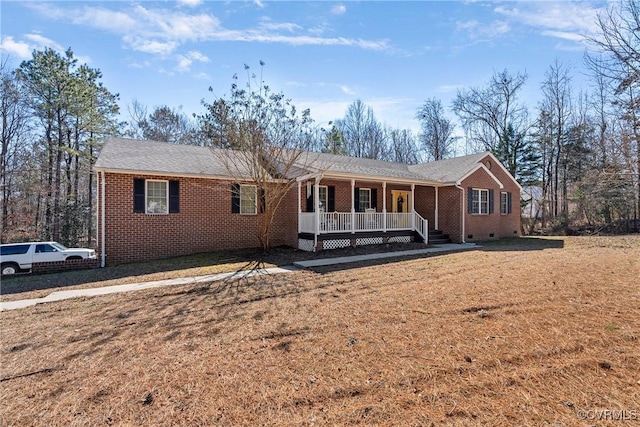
[298, 181, 302, 233]
[411, 184, 416, 230]
[351, 179, 355, 234]
[434, 186, 439, 230]
[382, 181, 387, 232]
[315, 177, 321, 236]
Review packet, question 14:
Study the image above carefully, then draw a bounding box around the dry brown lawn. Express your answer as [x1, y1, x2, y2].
[1, 236, 639, 426]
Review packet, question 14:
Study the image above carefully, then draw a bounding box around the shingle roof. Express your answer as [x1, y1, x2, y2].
[408, 152, 489, 183]
[297, 150, 439, 182]
[94, 137, 255, 178]
[95, 137, 497, 185]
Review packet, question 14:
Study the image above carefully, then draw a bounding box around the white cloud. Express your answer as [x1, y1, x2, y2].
[258, 19, 303, 33]
[494, 3, 601, 34]
[331, 5, 347, 15]
[254, 0, 265, 8]
[541, 30, 586, 43]
[24, 34, 64, 52]
[176, 50, 210, 72]
[26, 3, 391, 64]
[0, 36, 32, 59]
[0, 33, 88, 62]
[456, 19, 510, 41]
[177, 0, 203, 7]
[493, 2, 603, 46]
[340, 85, 356, 95]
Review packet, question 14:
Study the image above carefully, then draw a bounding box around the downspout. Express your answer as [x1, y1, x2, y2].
[455, 184, 466, 243]
[314, 176, 321, 252]
[101, 171, 106, 267]
[434, 186, 439, 230]
[297, 181, 301, 233]
[382, 181, 387, 232]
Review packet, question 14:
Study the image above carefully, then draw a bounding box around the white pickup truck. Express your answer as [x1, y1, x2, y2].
[0, 241, 97, 275]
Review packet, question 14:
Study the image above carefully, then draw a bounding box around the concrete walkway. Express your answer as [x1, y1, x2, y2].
[1, 243, 477, 312]
[0, 266, 298, 312]
[293, 243, 477, 268]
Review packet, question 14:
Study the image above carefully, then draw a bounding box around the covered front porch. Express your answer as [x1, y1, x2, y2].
[296, 175, 445, 252]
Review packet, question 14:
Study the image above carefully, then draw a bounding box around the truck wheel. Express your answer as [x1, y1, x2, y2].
[1, 263, 20, 275]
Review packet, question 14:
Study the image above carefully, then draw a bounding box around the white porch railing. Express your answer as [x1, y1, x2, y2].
[300, 211, 425, 237]
[414, 211, 429, 244]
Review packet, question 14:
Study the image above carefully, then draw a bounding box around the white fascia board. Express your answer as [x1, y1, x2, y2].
[92, 167, 289, 183]
[321, 172, 444, 187]
[296, 171, 324, 182]
[483, 152, 524, 191]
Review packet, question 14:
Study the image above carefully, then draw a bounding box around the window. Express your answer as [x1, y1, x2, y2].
[0, 244, 30, 256]
[134, 179, 179, 214]
[318, 186, 328, 212]
[500, 192, 512, 214]
[471, 188, 489, 214]
[240, 184, 257, 215]
[359, 188, 371, 212]
[146, 180, 168, 214]
[35, 244, 57, 253]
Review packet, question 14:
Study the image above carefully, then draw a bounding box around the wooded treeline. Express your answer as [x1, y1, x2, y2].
[1, 0, 638, 246]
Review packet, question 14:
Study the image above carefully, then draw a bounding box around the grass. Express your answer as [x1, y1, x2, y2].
[1, 235, 639, 426]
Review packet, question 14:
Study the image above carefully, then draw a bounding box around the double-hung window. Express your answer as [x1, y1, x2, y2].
[500, 191, 512, 214]
[471, 188, 489, 215]
[240, 184, 257, 215]
[318, 186, 328, 212]
[146, 180, 168, 214]
[133, 178, 179, 214]
[358, 188, 371, 212]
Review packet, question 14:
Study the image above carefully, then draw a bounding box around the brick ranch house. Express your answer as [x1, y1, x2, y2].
[94, 137, 521, 266]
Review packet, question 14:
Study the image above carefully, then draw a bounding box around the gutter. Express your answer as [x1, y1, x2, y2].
[101, 171, 106, 268]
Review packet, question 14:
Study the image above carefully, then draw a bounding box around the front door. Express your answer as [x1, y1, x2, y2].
[391, 191, 410, 213]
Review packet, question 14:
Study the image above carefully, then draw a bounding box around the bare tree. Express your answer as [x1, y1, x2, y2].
[586, 0, 640, 230]
[1, 58, 31, 242]
[388, 127, 420, 164]
[452, 69, 530, 176]
[334, 99, 389, 160]
[416, 97, 457, 161]
[198, 62, 318, 251]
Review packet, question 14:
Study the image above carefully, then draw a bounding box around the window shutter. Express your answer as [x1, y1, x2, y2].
[507, 192, 512, 214]
[354, 187, 360, 212]
[134, 179, 145, 213]
[306, 186, 314, 212]
[259, 188, 266, 213]
[231, 183, 240, 213]
[328, 186, 335, 212]
[169, 180, 179, 213]
[371, 188, 378, 210]
[489, 189, 494, 214]
[467, 187, 473, 214]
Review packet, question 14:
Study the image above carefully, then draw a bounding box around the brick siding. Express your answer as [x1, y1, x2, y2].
[462, 155, 521, 241]
[99, 173, 298, 265]
[32, 258, 100, 275]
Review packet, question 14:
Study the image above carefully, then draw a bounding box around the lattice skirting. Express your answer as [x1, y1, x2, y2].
[355, 237, 384, 246]
[298, 239, 315, 252]
[322, 239, 351, 250]
[387, 235, 412, 243]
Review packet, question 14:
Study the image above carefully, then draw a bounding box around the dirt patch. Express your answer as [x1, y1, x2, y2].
[1, 235, 639, 425]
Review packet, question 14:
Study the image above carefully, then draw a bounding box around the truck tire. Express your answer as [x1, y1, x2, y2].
[1, 262, 20, 275]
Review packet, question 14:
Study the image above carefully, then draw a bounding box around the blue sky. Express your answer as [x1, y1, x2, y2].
[1, 0, 607, 139]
